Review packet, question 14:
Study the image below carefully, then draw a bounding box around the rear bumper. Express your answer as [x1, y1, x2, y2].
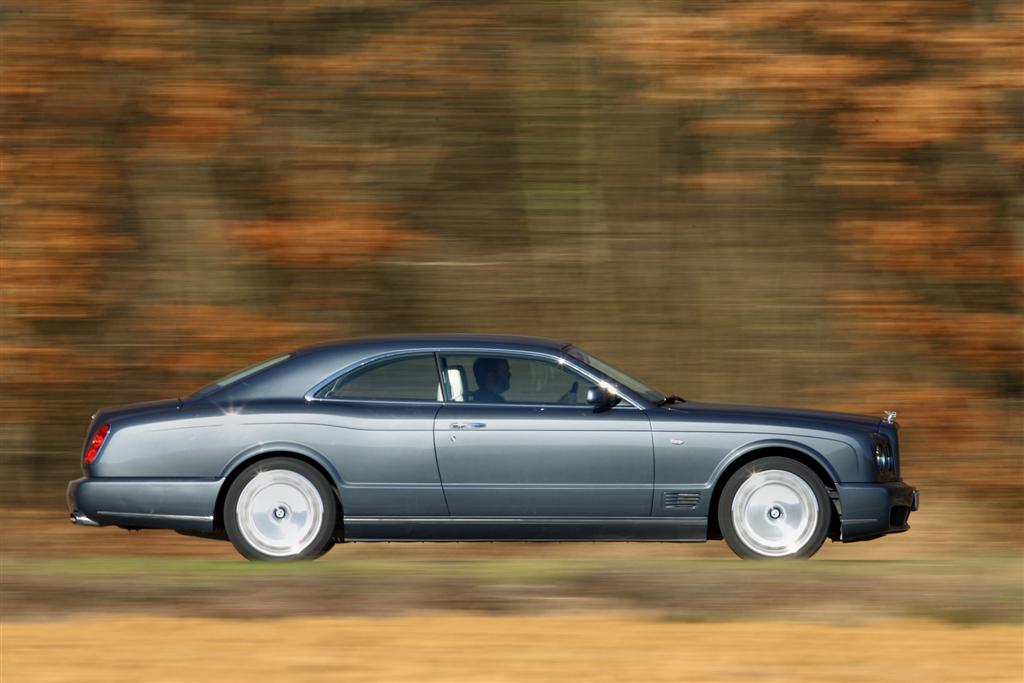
[67, 476, 220, 533]
[836, 480, 919, 542]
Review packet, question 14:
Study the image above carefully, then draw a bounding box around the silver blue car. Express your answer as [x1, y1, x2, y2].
[68, 335, 918, 560]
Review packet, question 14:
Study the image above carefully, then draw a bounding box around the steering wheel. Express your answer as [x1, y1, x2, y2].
[558, 381, 579, 404]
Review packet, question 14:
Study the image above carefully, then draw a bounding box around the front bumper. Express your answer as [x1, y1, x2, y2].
[67, 476, 220, 533]
[835, 480, 918, 542]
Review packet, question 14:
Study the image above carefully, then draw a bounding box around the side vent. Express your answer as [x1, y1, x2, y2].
[663, 491, 700, 510]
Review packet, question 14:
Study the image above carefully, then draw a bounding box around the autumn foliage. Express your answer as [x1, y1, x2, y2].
[1, 1, 1020, 504]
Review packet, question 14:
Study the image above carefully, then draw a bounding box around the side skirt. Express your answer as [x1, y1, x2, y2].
[342, 516, 708, 542]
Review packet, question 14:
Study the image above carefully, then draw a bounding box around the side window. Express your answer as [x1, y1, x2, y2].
[316, 354, 441, 401]
[439, 354, 590, 405]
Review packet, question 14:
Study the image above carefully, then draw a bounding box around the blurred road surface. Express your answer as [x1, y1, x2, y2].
[6, 614, 1021, 683]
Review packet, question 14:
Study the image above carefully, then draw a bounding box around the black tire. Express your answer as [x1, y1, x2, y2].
[717, 457, 830, 560]
[224, 457, 338, 561]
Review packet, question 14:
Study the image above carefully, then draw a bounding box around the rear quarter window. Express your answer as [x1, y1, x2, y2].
[316, 354, 441, 401]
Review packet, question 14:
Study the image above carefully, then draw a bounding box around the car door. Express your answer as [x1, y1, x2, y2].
[305, 352, 448, 516]
[433, 351, 654, 517]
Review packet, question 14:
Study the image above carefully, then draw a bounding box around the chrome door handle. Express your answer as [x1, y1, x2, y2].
[449, 422, 487, 429]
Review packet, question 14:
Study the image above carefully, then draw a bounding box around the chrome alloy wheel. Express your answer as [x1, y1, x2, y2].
[731, 469, 820, 557]
[235, 470, 324, 558]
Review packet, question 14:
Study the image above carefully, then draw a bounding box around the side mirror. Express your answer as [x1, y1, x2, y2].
[586, 385, 621, 409]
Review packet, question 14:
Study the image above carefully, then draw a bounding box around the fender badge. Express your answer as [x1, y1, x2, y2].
[670, 438, 684, 446]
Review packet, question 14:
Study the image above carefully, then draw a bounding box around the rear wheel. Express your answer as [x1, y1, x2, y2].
[718, 457, 830, 560]
[224, 458, 337, 561]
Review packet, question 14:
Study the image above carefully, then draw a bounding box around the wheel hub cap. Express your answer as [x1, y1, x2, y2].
[732, 469, 819, 557]
[236, 470, 324, 557]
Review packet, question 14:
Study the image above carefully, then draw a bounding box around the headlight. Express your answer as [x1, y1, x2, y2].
[873, 435, 893, 473]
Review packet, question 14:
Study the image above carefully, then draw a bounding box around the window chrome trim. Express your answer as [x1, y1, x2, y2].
[304, 349, 444, 404]
[305, 346, 644, 409]
[307, 397, 445, 407]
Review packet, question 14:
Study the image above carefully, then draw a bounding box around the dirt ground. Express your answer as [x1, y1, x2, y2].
[4, 614, 1021, 683]
[3, 505, 1022, 682]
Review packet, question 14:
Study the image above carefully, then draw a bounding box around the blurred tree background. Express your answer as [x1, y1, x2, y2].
[1, 1, 1021, 509]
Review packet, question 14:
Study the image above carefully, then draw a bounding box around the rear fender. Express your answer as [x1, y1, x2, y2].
[220, 442, 344, 490]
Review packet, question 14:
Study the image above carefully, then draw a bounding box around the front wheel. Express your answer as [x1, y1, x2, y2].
[718, 457, 830, 560]
[224, 458, 337, 561]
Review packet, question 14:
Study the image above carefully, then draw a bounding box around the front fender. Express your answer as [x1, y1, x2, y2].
[711, 437, 858, 487]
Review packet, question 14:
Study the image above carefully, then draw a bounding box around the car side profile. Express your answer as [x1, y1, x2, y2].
[68, 335, 918, 560]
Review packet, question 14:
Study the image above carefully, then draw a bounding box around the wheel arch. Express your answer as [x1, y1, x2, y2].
[214, 446, 344, 535]
[706, 444, 839, 541]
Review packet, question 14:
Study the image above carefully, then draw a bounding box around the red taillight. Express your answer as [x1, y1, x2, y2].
[84, 424, 110, 464]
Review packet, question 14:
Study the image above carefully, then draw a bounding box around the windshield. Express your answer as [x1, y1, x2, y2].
[190, 353, 291, 398]
[564, 346, 665, 403]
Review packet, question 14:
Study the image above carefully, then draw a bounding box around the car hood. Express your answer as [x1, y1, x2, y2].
[660, 401, 882, 431]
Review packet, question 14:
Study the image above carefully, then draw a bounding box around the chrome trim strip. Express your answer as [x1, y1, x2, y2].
[96, 511, 214, 522]
[305, 347, 643, 409]
[438, 483, 652, 490]
[306, 397, 442, 406]
[344, 516, 704, 524]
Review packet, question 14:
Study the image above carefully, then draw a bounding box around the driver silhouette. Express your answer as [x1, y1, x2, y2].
[472, 357, 511, 403]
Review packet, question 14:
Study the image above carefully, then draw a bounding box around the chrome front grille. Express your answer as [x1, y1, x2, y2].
[891, 427, 901, 479]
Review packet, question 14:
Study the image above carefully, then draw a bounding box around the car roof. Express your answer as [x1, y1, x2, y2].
[212, 334, 572, 401]
[295, 334, 569, 356]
